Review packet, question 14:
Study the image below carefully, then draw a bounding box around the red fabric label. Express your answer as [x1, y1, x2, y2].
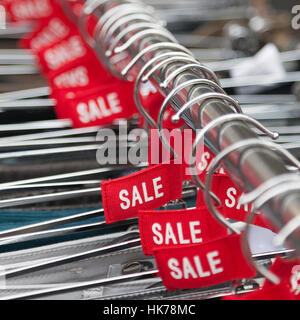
[154, 234, 256, 290]
[139, 207, 228, 255]
[4, 0, 54, 22]
[35, 33, 91, 75]
[21, 13, 75, 52]
[48, 56, 114, 91]
[196, 173, 276, 232]
[101, 161, 183, 224]
[52, 80, 136, 128]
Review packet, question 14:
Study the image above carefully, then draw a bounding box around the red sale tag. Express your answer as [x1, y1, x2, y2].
[196, 173, 276, 232]
[48, 56, 114, 91]
[101, 161, 183, 224]
[4, 0, 54, 22]
[52, 80, 136, 128]
[154, 234, 256, 290]
[20, 13, 76, 52]
[36, 33, 91, 75]
[139, 207, 228, 255]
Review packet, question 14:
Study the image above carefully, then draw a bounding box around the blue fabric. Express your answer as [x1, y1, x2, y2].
[0, 207, 129, 252]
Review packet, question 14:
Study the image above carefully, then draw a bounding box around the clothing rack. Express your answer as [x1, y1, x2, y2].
[85, 0, 300, 255]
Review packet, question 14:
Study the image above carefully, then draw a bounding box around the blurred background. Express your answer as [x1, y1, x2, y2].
[1, 0, 299, 89]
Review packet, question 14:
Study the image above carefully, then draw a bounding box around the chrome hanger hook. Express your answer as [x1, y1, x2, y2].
[157, 79, 226, 158]
[142, 56, 199, 83]
[78, 0, 112, 48]
[237, 141, 300, 209]
[248, 182, 300, 267]
[273, 215, 300, 248]
[252, 182, 300, 219]
[96, 2, 150, 33]
[114, 28, 178, 54]
[122, 42, 192, 78]
[172, 92, 243, 124]
[134, 52, 195, 128]
[240, 173, 300, 207]
[242, 209, 281, 285]
[106, 22, 166, 57]
[161, 63, 220, 88]
[204, 138, 282, 236]
[99, 5, 153, 47]
[93, 3, 150, 60]
[104, 12, 162, 47]
[105, 16, 162, 56]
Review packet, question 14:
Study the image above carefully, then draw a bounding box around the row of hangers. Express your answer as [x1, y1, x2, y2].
[0, 0, 298, 300]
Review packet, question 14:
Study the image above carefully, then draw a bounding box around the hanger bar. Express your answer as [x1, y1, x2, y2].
[0, 166, 137, 189]
[0, 119, 72, 132]
[101, 1, 300, 255]
[0, 136, 140, 149]
[0, 65, 38, 75]
[0, 49, 32, 55]
[0, 87, 50, 101]
[0, 187, 101, 209]
[0, 99, 55, 110]
[0, 54, 34, 65]
[0, 117, 138, 141]
[0, 228, 288, 292]
[0, 208, 105, 239]
[0, 187, 194, 241]
[0, 23, 32, 38]
[0, 218, 138, 246]
[0, 236, 142, 280]
[1, 245, 294, 300]
[0, 181, 102, 190]
[0, 126, 102, 142]
[220, 71, 300, 89]
[206, 49, 300, 72]
[2, 268, 156, 300]
[0, 144, 103, 159]
[0, 215, 286, 277]
[232, 95, 297, 105]
[0, 137, 98, 148]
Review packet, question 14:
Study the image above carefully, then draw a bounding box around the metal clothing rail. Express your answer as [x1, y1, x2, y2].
[78, 0, 300, 255]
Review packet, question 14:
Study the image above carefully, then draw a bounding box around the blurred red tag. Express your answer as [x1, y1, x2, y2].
[4, 0, 54, 22]
[52, 79, 136, 128]
[35, 33, 91, 75]
[48, 55, 114, 91]
[20, 12, 75, 52]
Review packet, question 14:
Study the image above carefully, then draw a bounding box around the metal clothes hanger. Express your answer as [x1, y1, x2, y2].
[133, 51, 196, 128]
